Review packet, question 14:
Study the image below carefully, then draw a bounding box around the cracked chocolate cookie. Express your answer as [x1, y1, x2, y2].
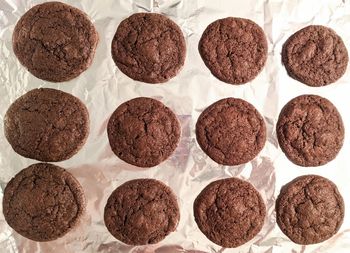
[3, 163, 86, 241]
[194, 178, 266, 248]
[277, 95, 344, 167]
[276, 175, 344, 245]
[196, 98, 266, 165]
[12, 1, 98, 82]
[107, 97, 180, 167]
[199, 17, 267, 84]
[282, 25, 348, 86]
[4, 88, 89, 162]
[104, 179, 179, 245]
[111, 13, 186, 83]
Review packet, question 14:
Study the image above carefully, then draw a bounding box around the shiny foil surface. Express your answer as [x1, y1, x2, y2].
[1, 0, 350, 252]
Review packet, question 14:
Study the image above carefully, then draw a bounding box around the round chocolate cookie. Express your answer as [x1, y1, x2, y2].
[276, 175, 344, 245]
[4, 88, 89, 162]
[199, 17, 268, 84]
[107, 97, 180, 167]
[194, 178, 266, 248]
[12, 1, 98, 82]
[277, 95, 344, 167]
[3, 163, 86, 241]
[196, 98, 266, 165]
[111, 13, 186, 83]
[282, 25, 348, 87]
[104, 179, 179, 245]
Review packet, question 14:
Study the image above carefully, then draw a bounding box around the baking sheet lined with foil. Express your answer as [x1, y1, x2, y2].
[1, 0, 350, 252]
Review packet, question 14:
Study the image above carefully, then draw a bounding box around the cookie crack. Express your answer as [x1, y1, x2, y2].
[6, 171, 80, 238]
[280, 177, 342, 239]
[201, 101, 263, 163]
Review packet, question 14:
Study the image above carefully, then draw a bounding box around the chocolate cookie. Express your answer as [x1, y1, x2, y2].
[196, 98, 266, 165]
[107, 97, 180, 167]
[276, 95, 344, 167]
[282, 25, 348, 86]
[276, 175, 344, 245]
[4, 88, 89, 162]
[199, 17, 267, 84]
[12, 1, 98, 82]
[194, 178, 266, 248]
[104, 179, 179, 245]
[3, 163, 86, 241]
[111, 13, 186, 83]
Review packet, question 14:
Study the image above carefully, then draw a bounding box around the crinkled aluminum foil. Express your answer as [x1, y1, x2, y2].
[1, 0, 350, 252]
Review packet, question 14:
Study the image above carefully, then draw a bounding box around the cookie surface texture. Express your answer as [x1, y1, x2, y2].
[12, 1, 99, 82]
[277, 94, 344, 166]
[4, 88, 90, 162]
[111, 13, 186, 83]
[276, 175, 344, 245]
[199, 17, 268, 84]
[282, 25, 348, 86]
[194, 178, 266, 247]
[107, 97, 180, 167]
[104, 179, 180, 245]
[3, 163, 86, 241]
[196, 98, 266, 165]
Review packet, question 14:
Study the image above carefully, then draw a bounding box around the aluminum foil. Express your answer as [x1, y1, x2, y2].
[1, 0, 350, 252]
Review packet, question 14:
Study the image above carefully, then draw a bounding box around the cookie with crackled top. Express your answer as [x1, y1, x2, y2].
[199, 17, 268, 84]
[276, 94, 344, 167]
[282, 25, 348, 86]
[12, 1, 98, 82]
[107, 97, 180, 167]
[194, 178, 266, 248]
[3, 163, 86, 241]
[4, 88, 89, 162]
[196, 98, 266, 165]
[111, 13, 186, 83]
[104, 179, 180, 245]
[276, 175, 344, 245]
